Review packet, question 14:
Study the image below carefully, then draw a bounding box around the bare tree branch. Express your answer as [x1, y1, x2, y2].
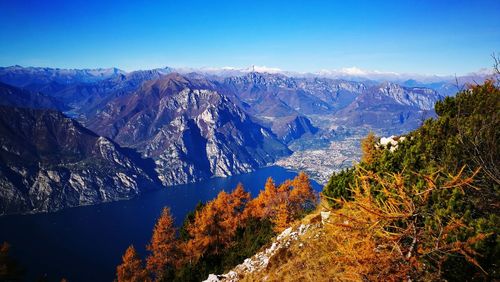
[492, 52, 500, 75]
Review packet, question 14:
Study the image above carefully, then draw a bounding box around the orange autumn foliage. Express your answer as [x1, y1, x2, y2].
[361, 131, 378, 165]
[272, 202, 292, 232]
[116, 245, 150, 282]
[230, 183, 251, 214]
[244, 169, 488, 282]
[289, 172, 316, 212]
[116, 173, 317, 280]
[184, 184, 250, 262]
[244, 177, 278, 219]
[146, 207, 180, 278]
[246, 173, 316, 232]
[317, 168, 487, 281]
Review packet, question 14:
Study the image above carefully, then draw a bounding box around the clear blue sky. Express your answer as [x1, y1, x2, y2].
[0, 0, 499, 75]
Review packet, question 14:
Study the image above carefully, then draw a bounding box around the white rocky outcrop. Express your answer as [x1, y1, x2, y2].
[203, 224, 312, 282]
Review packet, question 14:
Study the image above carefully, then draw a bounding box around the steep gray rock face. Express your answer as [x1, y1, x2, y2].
[87, 73, 291, 186]
[216, 73, 365, 142]
[270, 115, 319, 144]
[377, 82, 439, 110]
[0, 106, 156, 215]
[219, 73, 365, 117]
[335, 82, 443, 131]
[295, 78, 367, 109]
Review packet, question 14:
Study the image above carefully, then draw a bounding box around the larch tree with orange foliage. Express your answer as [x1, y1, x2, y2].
[272, 202, 292, 232]
[289, 172, 317, 215]
[146, 207, 179, 280]
[244, 177, 278, 219]
[360, 132, 378, 165]
[245, 174, 317, 232]
[116, 245, 150, 282]
[184, 185, 250, 263]
[229, 183, 251, 215]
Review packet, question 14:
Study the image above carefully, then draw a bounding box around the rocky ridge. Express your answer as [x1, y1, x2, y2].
[0, 106, 157, 215]
[87, 73, 291, 186]
[334, 82, 443, 131]
[204, 212, 331, 282]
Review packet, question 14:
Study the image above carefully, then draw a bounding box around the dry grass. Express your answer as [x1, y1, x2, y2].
[240, 169, 485, 282]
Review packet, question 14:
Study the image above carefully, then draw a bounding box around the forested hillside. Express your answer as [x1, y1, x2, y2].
[319, 79, 499, 280]
[116, 173, 316, 281]
[185, 79, 498, 281]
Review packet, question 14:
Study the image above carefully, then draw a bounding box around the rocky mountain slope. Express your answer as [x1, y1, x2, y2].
[0, 66, 445, 136]
[48, 68, 175, 115]
[0, 82, 67, 111]
[270, 115, 319, 144]
[0, 106, 157, 215]
[87, 73, 291, 185]
[218, 72, 366, 118]
[204, 212, 329, 282]
[0, 66, 176, 119]
[334, 82, 443, 131]
[0, 66, 452, 208]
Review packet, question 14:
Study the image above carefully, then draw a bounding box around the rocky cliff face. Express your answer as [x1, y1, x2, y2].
[377, 82, 440, 110]
[87, 73, 291, 186]
[270, 115, 319, 144]
[0, 106, 156, 215]
[219, 73, 365, 118]
[334, 82, 442, 131]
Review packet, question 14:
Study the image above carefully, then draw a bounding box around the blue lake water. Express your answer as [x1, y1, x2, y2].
[0, 166, 322, 282]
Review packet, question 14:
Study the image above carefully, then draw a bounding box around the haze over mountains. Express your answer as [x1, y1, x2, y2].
[0, 65, 491, 214]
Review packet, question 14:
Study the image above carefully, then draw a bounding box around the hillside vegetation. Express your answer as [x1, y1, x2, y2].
[115, 173, 316, 282]
[316, 79, 498, 280]
[113, 79, 499, 282]
[213, 79, 499, 281]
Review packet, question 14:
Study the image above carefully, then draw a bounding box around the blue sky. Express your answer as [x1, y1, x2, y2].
[0, 0, 499, 75]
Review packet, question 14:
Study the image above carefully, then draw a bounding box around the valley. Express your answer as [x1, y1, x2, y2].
[0, 65, 472, 215]
[1, 2, 498, 281]
[276, 136, 361, 184]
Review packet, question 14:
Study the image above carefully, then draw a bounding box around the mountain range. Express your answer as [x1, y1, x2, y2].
[335, 82, 442, 130]
[0, 65, 481, 214]
[86, 73, 290, 186]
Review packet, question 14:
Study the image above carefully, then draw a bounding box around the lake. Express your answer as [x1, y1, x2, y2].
[0, 166, 322, 282]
